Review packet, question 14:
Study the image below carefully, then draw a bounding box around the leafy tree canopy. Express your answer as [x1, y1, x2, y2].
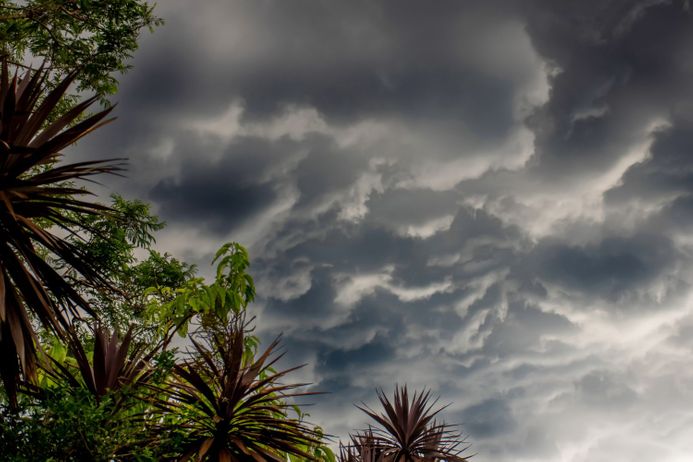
[0, 0, 162, 105]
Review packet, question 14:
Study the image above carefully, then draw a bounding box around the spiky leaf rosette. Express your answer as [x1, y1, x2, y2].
[154, 315, 323, 461]
[43, 327, 158, 405]
[339, 429, 382, 462]
[0, 59, 122, 405]
[346, 386, 470, 462]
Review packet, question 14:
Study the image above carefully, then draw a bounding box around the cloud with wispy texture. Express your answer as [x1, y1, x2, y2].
[75, 1, 693, 460]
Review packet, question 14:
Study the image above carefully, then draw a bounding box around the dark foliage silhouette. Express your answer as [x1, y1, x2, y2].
[0, 59, 122, 405]
[342, 386, 470, 462]
[152, 314, 324, 461]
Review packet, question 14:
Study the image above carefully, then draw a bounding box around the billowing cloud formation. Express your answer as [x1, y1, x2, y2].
[76, 1, 693, 460]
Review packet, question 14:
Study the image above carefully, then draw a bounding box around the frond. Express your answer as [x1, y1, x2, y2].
[0, 59, 123, 405]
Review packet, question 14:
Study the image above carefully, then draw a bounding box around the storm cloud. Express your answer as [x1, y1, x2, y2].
[75, 1, 693, 460]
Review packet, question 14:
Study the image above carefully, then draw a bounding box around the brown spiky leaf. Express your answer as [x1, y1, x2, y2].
[344, 385, 470, 462]
[42, 326, 159, 412]
[152, 315, 324, 461]
[340, 429, 383, 462]
[0, 59, 123, 405]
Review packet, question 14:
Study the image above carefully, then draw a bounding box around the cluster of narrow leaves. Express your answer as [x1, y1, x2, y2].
[5, 309, 329, 460]
[340, 386, 470, 462]
[151, 314, 324, 461]
[339, 430, 383, 462]
[12, 328, 164, 460]
[0, 58, 122, 405]
[43, 327, 158, 406]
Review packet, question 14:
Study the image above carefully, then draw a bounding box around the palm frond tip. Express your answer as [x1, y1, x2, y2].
[344, 385, 470, 462]
[152, 315, 325, 461]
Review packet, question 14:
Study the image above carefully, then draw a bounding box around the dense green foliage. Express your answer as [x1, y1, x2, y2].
[60, 195, 196, 340]
[0, 387, 150, 461]
[0, 0, 162, 102]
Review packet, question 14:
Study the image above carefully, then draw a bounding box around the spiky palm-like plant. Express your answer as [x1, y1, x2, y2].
[344, 386, 470, 462]
[44, 327, 157, 405]
[17, 327, 162, 459]
[339, 429, 382, 462]
[0, 59, 121, 404]
[154, 315, 324, 462]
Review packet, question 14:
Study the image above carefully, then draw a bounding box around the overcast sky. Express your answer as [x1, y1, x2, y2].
[75, 1, 693, 460]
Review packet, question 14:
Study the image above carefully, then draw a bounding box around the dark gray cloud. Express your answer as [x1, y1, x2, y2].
[149, 135, 339, 233]
[75, 0, 693, 460]
[526, 234, 678, 303]
[606, 117, 693, 203]
[524, 0, 693, 178]
[366, 188, 459, 227]
[458, 398, 516, 439]
[121, 0, 524, 134]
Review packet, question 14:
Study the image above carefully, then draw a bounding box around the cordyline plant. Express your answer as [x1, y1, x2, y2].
[0, 58, 122, 406]
[341, 386, 470, 462]
[12, 327, 164, 459]
[339, 429, 383, 462]
[151, 314, 325, 461]
[42, 327, 159, 408]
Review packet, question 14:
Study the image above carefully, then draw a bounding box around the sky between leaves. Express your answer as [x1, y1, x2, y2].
[73, 1, 693, 460]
